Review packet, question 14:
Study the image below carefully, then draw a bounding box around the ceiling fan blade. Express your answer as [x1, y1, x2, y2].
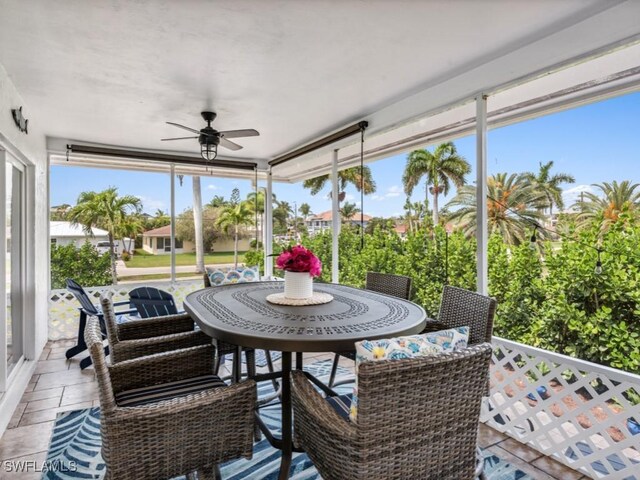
[166, 122, 208, 136]
[219, 129, 259, 139]
[161, 136, 199, 141]
[220, 137, 243, 151]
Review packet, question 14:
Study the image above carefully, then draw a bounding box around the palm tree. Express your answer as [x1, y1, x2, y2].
[67, 187, 141, 283]
[208, 195, 227, 208]
[299, 203, 312, 220]
[402, 142, 470, 226]
[523, 161, 575, 216]
[274, 200, 294, 233]
[118, 216, 144, 254]
[403, 199, 427, 232]
[575, 180, 640, 232]
[447, 173, 546, 245]
[339, 202, 360, 222]
[216, 201, 254, 268]
[246, 188, 278, 247]
[302, 166, 376, 202]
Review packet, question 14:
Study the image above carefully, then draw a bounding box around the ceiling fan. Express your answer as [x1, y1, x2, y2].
[162, 111, 259, 161]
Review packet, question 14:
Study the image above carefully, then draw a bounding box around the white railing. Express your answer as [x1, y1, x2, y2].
[48, 279, 203, 340]
[482, 337, 640, 480]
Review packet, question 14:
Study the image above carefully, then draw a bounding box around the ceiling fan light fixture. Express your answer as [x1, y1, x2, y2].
[201, 142, 218, 162]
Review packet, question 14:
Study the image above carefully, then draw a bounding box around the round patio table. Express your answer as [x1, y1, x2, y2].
[184, 281, 426, 480]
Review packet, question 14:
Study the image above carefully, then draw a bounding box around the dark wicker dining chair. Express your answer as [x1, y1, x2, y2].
[422, 285, 497, 345]
[327, 272, 412, 387]
[85, 317, 256, 480]
[203, 268, 260, 381]
[292, 343, 493, 480]
[101, 293, 210, 363]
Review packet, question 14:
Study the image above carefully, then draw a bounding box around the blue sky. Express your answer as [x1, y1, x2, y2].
[51, 91, 640, 218]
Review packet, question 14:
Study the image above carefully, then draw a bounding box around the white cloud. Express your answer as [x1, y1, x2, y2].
[386, 185, 403, 197]
[344, 193, 355, 201]
[206, 184, 218, 190]
[562, 184, 597, 209]
[137, 196, 166, 211]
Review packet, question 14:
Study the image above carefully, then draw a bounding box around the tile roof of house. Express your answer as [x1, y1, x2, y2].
[142, 225, 172, 237]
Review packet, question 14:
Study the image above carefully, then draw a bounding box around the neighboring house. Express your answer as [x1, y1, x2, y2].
[50, 221, 129, 255]
[50, 221, 109, 247]
[305, 210, 372, 235]
[394, 224, 408, 239]
[141, 225, 252, 255]
[142, 225, 187, 254]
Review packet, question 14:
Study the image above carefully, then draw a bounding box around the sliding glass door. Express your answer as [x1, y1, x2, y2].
[2, 154, 25, 385]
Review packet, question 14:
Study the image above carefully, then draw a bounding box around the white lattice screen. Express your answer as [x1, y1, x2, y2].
[48, 280, 203, 340]
[482, 337, 640, 479]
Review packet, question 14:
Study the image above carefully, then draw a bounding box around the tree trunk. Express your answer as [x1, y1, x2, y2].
[233, 225, 239, 269]
[192, 176, 205, 273]
[108, 232, 118, 285]
[432, 191, 439, 226]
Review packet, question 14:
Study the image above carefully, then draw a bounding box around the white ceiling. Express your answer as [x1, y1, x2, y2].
[1, 0, 639, 174]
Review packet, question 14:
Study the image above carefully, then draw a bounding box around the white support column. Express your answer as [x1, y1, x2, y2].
[476, 94, 488, 295]
[331, 149, 340, 284]
[265, 168, 274, 279]
[170, 164, 176, 283]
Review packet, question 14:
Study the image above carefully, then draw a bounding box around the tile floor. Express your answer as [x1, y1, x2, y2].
[0, 339, 588, 479]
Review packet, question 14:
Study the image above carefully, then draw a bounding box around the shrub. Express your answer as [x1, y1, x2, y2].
[51, 242, 112, 289]
[244, 249, 265, 275]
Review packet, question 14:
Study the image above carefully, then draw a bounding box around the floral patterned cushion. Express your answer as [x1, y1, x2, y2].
[206, 265, 260, 286]
[349, 326, 469, 422]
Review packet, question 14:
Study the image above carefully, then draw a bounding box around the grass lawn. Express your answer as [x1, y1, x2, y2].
[125, 251, 247, 268]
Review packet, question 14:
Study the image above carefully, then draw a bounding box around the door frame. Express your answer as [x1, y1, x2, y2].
[0, 148, 33, 392]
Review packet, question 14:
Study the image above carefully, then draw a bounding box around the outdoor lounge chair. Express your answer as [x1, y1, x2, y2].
[327, 272, 413, 387]
[291, 343, 493, 480]
[64, 278, 138, 369]
[128, 286, 181, 318]
[101, 292, 210, 363]
[85, 317, 256, 480]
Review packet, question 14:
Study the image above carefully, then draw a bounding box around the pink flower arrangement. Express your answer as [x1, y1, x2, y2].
[275, 245, 322, 277]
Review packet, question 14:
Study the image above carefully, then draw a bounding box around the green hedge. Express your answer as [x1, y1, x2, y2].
[286, 224, 640, 374]
[51, 242, 112, 289]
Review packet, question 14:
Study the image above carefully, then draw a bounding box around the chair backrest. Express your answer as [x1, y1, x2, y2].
[129, 287, 178, 318]
[66, 278, 99, 315]
[365, 272, 412, 300]
[100, 292, 121, 350]
[84, 317, 117, 414]
[438, 285, 496, 345]
[356, 343, 492, 478]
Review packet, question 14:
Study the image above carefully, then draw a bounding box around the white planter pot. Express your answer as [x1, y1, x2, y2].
[284, 271, 313, 299]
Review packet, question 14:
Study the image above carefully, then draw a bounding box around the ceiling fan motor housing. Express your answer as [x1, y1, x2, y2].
[199, 127, 220, 146]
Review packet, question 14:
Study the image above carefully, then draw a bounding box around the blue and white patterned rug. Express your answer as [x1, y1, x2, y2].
[42, 360, 531, 479]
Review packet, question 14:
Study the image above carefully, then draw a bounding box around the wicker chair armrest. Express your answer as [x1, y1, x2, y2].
[104, 381, 256, 473]
[109, 344, 215, 394]
[117, 313, 194, 340]
[112, 330, 212, 362]
[112, 380, 256, 419]
[291, 370, 356, 441]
